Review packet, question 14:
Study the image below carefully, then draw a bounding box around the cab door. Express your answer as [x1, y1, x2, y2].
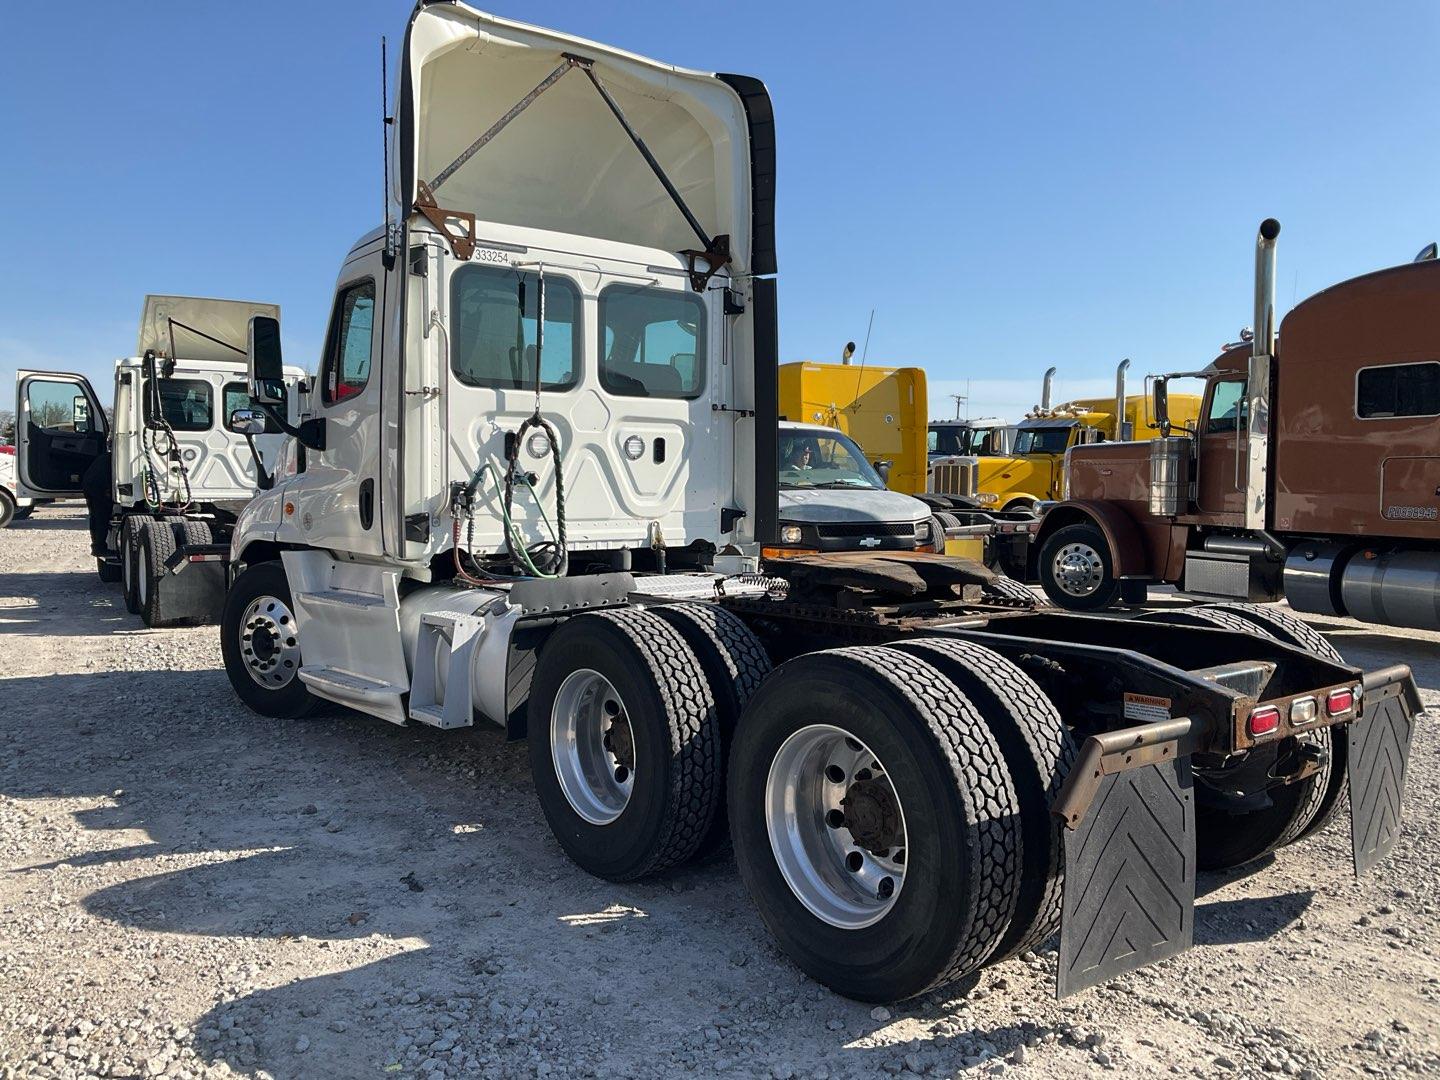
[14, 371, 108, 498]
[279, 244, 388, 557]
[1196, 377, 1246, 518]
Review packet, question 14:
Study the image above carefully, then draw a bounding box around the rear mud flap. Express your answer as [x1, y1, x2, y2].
[152, 562, 226, 627]
[1053, 718, 1195, 999]
[1348, 672, 1418, 875]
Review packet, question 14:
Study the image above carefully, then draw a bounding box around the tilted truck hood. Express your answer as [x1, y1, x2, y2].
[137, 295, 281, 363]
[779, 487, 932, 526]
[396, 1, 774, 276]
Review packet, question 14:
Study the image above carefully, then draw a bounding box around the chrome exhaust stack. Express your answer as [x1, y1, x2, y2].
[1114, 359, 1131, 439]
[1246, 219, 1280, 530]
[1041, 366, 1057, 411]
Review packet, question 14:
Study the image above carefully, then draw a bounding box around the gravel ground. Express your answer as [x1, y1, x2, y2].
[1, 507, 1437, 1080]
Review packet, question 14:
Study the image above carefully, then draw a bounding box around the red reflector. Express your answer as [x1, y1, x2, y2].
[1326, 689, 1354, 715]
[1248, 706, 1281, 737]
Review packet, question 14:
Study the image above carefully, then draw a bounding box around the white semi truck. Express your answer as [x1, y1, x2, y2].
[216, 1, 1416, 1003]
[0, 444, 37, 528]
[13, 295, 305, 626]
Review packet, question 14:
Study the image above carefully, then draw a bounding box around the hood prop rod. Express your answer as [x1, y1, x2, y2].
[419, 53, 729, 291]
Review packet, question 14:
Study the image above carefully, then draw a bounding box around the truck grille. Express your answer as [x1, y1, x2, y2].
[816, 521, 917, 539]
[931, 461, 977, 498]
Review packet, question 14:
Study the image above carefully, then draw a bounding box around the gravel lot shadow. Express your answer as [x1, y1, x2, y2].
[0, 570, 130, 636]
[1193, 889, 1315, 946]
[5, 513, 88, 532]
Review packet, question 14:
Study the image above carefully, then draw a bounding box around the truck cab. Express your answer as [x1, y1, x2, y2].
[15, 295, 306, 624]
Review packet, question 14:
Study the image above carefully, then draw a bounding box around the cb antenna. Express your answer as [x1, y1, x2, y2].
[381, 36, 395, 266]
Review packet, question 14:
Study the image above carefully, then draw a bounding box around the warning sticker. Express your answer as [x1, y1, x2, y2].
[1123, 692, 1172, 723]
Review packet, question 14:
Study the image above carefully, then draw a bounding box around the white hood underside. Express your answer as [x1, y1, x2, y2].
[403, 3, 753, 268]
[137, 295, 280, 363]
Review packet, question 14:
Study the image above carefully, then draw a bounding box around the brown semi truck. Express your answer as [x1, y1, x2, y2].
[1035, 219, 1440, 627]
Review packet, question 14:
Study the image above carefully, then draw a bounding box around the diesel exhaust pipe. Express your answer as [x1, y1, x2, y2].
[1246, 218, 1280, 530]
[1041, 366, 1057, 411]
[1114, 359, 1131, 440]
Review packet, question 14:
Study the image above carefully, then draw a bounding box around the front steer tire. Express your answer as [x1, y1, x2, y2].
[1037, 522, 1121, 611]
[221, 561, 318, 719]
[527, 608, 721, 882]
[728, 646, 1022, 1002]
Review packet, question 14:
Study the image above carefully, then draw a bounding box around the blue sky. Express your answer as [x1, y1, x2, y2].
[3, 1, 1436, 421]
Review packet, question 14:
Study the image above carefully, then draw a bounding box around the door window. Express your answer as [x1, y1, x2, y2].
[145, 378, 213, 432]
[599, 285, 706, 399]
[224, 382, 283, 433]
[322, 280, 376, 405]
[27, 379, 96, 433]
[450, 266, 579, 390]
[1206, 380, 1247, 433]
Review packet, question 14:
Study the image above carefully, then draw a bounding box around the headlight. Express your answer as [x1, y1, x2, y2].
[780, 524, 804, 544]
[977, 492, 999, 505]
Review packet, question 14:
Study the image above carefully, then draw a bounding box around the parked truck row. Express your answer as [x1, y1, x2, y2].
[6, 0, 1419, 1008]
[1037, 222, 1440, 632]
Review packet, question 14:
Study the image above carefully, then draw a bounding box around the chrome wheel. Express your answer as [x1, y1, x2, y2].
[137, 543, 150, 606]
[239, 594, 301, 688]
[1052, 542, 1105, 598]
[550, 669, 635, 826]
[122, 534, 133, 595]
[765, 724, 908, 929]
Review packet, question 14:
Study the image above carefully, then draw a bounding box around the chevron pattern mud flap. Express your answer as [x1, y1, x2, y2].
[1348, 693, 1414, 876]
[1056, 754, 1195, 998]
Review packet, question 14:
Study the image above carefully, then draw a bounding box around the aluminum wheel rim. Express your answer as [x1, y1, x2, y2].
[1053, 542, 1105, 597]
[550, 669, 635, 826]
[765, 724, 908, 930]
[122, 536, 133, 594]
[239, 594, 301, 689]
[137, 544, 150, 606]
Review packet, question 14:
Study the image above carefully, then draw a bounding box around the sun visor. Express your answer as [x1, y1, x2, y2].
[137, 295, 280, 362]
[397, 2, 768, 280]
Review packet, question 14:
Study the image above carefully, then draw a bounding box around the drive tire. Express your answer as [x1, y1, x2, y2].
[136, 520, 177, 628]
[652, 603, 772, 856]
[221, 560, 318, 719]
[1136, 606, 1335, 869]
[1038, 523, 1120, 611]
[528, 608, 721, 882]
[121, 515, 151, 614]
[982, 573, 1049, 608]
[890, 638, 1076, 958]
[1205, 602, 1348, 845]
[0, 490, 13, 530]
[728, 646, 1022, 1002]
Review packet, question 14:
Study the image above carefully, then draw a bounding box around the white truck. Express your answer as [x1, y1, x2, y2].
[13, 295, 304, 626]
[0, 444, 37, 528]
[216, 1, 1416, 1003]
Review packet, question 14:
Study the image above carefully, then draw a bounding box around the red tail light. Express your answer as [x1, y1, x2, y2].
[1248, 706, 1281, 737]
[1326, 688, 1355, 715]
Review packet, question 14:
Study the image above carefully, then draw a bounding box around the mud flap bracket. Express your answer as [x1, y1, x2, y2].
[1348, 666, 1418, 876]
[1054, 717, 1197, 999]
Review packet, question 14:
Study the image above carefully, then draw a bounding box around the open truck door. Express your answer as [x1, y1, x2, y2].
[14, 371, 108, 499]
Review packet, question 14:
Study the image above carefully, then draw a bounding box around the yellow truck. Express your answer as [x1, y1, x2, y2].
[778, 360, 1039, 570]
[973, 361, 1201, 512]
[777, 361, 928, 494]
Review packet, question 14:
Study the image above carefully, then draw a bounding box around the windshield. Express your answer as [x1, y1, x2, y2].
[928, 426, 967, 456]
[1012, 426, 1073, 455]
[779, 430, 885, 489]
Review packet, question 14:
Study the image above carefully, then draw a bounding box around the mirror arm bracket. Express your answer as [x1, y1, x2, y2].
[256, 404, 327, 452]
[242, 434, 275, 492]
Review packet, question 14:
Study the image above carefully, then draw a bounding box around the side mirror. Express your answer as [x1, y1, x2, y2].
[1153, 378, 1171, 437]
[873, 459, 893, 483]
[73, 396, 91, 434]
[247, 315, 286, 405]
[228, 408, 267, 437]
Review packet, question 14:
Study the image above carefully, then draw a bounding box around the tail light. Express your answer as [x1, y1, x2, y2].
[1248, 706, 1281, 737]
[1326, 687, 1357, 715]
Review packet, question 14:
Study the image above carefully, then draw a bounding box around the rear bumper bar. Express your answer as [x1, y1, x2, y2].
[1053, 662, 1419, 998]
[163, 543, 230, 575]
